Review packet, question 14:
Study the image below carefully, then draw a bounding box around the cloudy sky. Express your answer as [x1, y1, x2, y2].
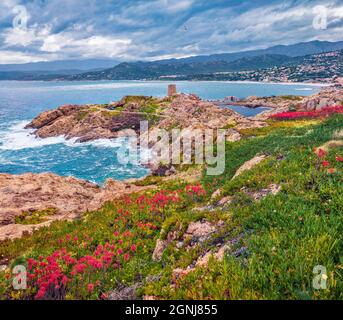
[0, 0, 342, 64]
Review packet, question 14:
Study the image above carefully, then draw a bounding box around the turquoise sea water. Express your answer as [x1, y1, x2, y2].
[0, 80, 323, 184]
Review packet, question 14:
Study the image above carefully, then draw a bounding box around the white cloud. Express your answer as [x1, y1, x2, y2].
[0, 50, 55, 64]
[1, 0, 343, 64]
[41, 33, 132, 58]
[3, 27, 36, 46]
[3, 24, 51, 47]
[162, 0, 193, 13]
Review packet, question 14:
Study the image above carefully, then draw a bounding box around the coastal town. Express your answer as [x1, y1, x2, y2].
[159, 50, 343, 84]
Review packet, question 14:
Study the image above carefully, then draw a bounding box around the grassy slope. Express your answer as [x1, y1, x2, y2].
[0, 115, 342, 300]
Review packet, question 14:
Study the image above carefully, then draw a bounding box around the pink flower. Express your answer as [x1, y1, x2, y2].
[317, 149, 327, 158]
[124, 253, 130, 262]
[322, 160, 330, 167]
[131, 244, 137, 252]
[87, 283, 95, 293]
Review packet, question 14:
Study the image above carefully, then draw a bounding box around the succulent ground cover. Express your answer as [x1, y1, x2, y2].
[0, 114, 342, 300]
[270, 105, 343, 120]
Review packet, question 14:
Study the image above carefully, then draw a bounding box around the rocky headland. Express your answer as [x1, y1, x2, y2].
[0, 173, 151, 240]
[25, 94, 269, 142]
[1, 87, 342, 241]
[215, 86, 343, 120]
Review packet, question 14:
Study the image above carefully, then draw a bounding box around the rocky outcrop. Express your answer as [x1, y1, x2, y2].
[241, 184, 281, 201]
[232, 154, 268, 179]
[0, 173, 151, 241]
[158, 94, 241, 130]
[107, 283, 140, 300]
[216, 87, 342, 120]
[299, 87, 343, 111]
[152, 230, 180, 261]
[26, 94, 251, 143]
[25, 103, 145, 143]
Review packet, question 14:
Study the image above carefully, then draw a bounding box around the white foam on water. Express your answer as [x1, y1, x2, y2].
[62, 136, 130, 149]
[0, 121, 151, 165]
[0, 121, 131, 151]
[0, 121, 67, 151]
[295, 88, 314, 91]
[21, 82, 153, 92]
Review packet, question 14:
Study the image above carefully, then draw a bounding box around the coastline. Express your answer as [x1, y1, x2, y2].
[0, 78, 333, 86]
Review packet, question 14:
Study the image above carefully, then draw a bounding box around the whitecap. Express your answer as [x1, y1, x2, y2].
[21, 82, 151, 92]
[0, 121, 152, 168]
[295, 88, 314, 91]
[0, 121, 67, 151]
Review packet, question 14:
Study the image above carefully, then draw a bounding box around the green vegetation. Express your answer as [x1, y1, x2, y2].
[75, 111, 90, 121]
[281, 95, 303, 101]
[222, 121, 237, 130]
[238, 119, 321, 137]
[0, 115, 342, 300]
[15, 209, 57, 225]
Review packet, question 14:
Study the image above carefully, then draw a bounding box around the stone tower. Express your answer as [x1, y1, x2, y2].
[168, 84, 177, 97]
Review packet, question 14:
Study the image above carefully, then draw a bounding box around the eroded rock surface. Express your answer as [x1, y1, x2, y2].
[26, 94, 268, 144]
[0, 173, 151, 240]
[299, 87, 343, 111]
[232, 155, 268, 179]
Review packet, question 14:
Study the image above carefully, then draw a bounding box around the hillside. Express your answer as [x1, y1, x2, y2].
[65, 54, 290, 81]
[61, 50, 342, 82]
[1, 41, 343, 81]
[0, 91, 342, 300]
[160, 40, 343, 64]
[165, 50, 343, 83]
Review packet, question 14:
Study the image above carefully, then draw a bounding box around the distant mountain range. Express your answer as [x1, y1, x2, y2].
[166, 50, 342, 83]
[160, 40, 343, 64]
[0, 59, 120, 73]
[0, 40, 342, 81]
[65, 54, 292, 80]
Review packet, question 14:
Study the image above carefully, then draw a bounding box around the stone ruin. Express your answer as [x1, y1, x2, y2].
[168, 84, 177, 96]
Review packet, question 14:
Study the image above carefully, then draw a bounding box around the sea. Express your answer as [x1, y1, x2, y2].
[0, 80, 324, 184]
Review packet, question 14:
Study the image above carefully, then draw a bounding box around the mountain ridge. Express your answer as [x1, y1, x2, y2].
[1, 41, 343, 81]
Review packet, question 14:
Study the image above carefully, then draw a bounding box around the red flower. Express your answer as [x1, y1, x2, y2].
[336, 156, 343, 162]
[322, 160, 330, 167]
[124, 253, 130, 262]
[328, 168, 336, 174]
[87, 283, 95, 293]
[270, 106, 343, 121]
[130, 244, 137, 252]
[317, 149, 327, 158]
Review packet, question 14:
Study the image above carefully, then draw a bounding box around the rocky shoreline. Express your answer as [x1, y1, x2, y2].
[0, 173, 152, 240]
[25, 93, 270, 142]
[1, 87, 342, 241]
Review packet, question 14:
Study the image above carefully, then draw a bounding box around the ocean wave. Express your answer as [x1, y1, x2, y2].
[295, 88, 314, 91]
[0, 121, 67, 151]
[0, 121, 150, 159]
[65, 137, 128, 149]
[17, 82, 153, 92]
[0, 121, 127, 151]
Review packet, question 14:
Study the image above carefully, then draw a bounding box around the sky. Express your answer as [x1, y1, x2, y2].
[0, 0, 342, 64]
